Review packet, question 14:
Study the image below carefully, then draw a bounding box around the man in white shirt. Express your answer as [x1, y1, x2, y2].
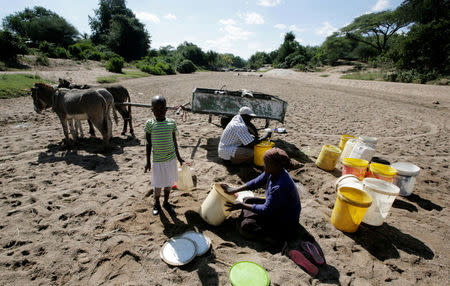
[218, 106, 271, 164]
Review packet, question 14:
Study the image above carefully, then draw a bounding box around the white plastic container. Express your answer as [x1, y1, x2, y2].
[199, 184, 236, 226]
[335, 175, 363, 192]
[391, 162, 420, 196]
[177, 164, 195, 191]
[350, 141, 375, 162]
[362, 178, 400, 226]
[340, 138, 359, 162]
[359, 136, 377, 149]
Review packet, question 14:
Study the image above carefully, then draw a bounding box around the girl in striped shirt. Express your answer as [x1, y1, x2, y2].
[144, 95, 185, 215]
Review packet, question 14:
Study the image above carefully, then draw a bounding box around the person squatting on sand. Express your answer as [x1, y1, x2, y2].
[218, 106, 272, 164]
[144, 95, 185, 215]
[222, 148, 301, 241]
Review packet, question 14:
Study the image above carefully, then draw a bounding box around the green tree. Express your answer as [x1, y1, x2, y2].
[321, 32, 358, 65]
[89, 0, 150, 60]
[107, 14, 150, 60]
[2, 6, 78, 46]
[176, 42, 206, 66]
[247, 51, 270, 69]
[0, 29, 27, 62]
[340, 10, 409, 54]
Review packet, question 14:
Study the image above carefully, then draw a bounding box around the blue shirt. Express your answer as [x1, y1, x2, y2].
[246, 170, 301, 224]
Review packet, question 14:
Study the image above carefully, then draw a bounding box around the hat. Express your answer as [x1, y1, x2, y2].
[239, 106, 256, 117]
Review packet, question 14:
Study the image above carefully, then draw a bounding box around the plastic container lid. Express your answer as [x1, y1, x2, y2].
[359, 136, 377, 146]
[342, 158, 369, 168]
[160, 237, 197, 266]
[236, 191, 255, 203]
[180, 231, 211, 256]
[369, 163, 397, 176]
[338, 187, 373, 208]
[363, 178, 400, 196]
[391, 162, 420, 177]
[229, 261, 270, 286]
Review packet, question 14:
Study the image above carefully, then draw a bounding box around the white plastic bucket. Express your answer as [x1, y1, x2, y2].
[199, 184, 236, 226]
[391, 162, 420, 196]
[359, 136, 377, 149]
[335, 175, 363, 192]
[340, 138, 359, 162]
[350, 141, 375, 162]
[362, 178, 400, 226]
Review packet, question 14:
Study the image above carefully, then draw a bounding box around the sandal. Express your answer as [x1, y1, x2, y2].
[300, 241, 324, 265]
[288, 250, 319, 276]
[152, 203, 160, 215]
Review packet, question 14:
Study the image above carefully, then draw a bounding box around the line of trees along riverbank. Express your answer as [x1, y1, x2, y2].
[1, 0, 448, 83]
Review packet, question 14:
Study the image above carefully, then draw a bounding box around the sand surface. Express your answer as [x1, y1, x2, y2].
[0, 66, 449, 285]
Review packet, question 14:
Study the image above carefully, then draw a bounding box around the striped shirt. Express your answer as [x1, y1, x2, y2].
[218, 115, 254, 160]
[144, 118, 177, 163]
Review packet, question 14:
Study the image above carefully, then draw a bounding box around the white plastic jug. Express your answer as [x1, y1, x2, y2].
[362, 178, 399, 226]
[350, 141, 375, 162]
[340, 138, 359, 162]
[199, 184, 236, 226]
[177, 164, 195, 191]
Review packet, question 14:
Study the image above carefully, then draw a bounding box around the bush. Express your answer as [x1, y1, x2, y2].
[68, 43, 84, 60]
[177, 59, 196, 73]
[155, 61, 175, 75]
[106, 56, 124, 73]
[140, 64, 165, 75]
[84, 50, 103, 61]
[0, 30, 27, 62]
[39, 42, 69, 58]
[35, 53, 49, 66]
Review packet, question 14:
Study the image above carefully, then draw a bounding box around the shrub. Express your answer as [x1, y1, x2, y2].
[35, 53, 49, 66]
[0, 30, 27, 62]
[177, 59, 196, 74]
[140, 64, 165, 75]
[106, 56, 124, 73]
[155, 60, 175, 75]
[68, 44, 84, 60]
[84, 50, 103, 61]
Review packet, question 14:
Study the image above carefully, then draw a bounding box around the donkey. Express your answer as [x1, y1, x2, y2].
[31, 83, 114, 149]
[58, 79, 134, 136]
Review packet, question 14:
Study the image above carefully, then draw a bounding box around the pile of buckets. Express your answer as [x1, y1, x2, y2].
[317, 134, 421, 233]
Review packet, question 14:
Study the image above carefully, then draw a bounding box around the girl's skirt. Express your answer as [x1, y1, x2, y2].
[151, 158, 178, 188]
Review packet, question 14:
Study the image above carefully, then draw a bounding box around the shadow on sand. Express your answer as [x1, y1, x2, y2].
[158, 208, 340, 284]
[345, 223, 434, 261]
[36, 136, 140, 172]
[405, 193, 443, 211]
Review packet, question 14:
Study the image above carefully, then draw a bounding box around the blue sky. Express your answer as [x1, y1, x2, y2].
[1, 0, 404, 59]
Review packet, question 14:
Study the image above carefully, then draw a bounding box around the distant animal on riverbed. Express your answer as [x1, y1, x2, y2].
[58, 78, 134, 137]
[31, 83, 116, 149]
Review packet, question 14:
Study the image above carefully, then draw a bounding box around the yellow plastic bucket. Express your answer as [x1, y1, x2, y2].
[330, 187, 372, 233]
[339, 134, 357, 151]
[316, 145, 341, 171]
[253, 141, 275, 166]
[367, 163, 397, 183]
[342, 158, 369, 180]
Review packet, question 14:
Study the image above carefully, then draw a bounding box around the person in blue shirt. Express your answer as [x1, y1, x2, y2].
[222, 148, 301, 240]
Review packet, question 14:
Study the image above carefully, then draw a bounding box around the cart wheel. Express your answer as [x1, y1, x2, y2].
[220, 116, 232, 129]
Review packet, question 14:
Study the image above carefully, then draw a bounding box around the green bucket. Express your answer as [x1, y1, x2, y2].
[229, 261, 270, 286]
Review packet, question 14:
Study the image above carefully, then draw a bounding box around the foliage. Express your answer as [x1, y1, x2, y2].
[0, 29, 28, 62]
[89, 0, 150, 61]
[96, 70, 148, 83]
[176, 42, 206, 66]
[247, 52, 270, 69]
[2, 6, 78, 46]
[39, 41, 69, 58]
[0, 74, 52, 99]
[136, 56, 176, 75]
[177, 59, 196, 74]
[340, 10, 409, 53]
[67, 41, 105, 61]
[106, 56, 124, 73]
[35, 53, 49, 66]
